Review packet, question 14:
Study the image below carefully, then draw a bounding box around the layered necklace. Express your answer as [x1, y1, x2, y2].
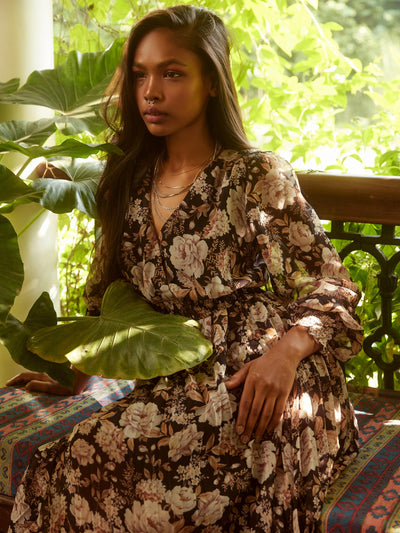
[152, 143, 219, 223]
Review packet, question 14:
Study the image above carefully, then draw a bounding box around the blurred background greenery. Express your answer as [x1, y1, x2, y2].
[15, 0, 400, 386]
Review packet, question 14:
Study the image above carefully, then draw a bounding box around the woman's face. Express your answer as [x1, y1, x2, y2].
[133, 27, 215, 140]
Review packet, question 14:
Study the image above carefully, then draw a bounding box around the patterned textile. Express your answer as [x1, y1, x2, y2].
[320, 387, 400, 532]
[0, 377, 134, 498]
[9, 150, 363, 532]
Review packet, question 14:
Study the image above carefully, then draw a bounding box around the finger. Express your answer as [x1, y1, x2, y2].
[267, 395, 286, 432]
[254, 398, 276, 442]
[235, 377, 261, 441]
[24, 380, 71, 396]
[225, 363, 250, 389]
[6, 372, 50, 386]
[240, 390, 265, 443]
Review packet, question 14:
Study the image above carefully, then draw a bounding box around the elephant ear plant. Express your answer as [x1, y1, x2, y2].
[0, 45, 212, 389]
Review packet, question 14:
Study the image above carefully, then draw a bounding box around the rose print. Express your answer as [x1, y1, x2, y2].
[120, 402, 163, 439]
[124, 500, 174, 533]
[288, 221, 315, 251]
[192, 489, 230, 526]
[168, 424, 204, 462]
[70, 438, 95, 466]
[170, 234, 208, 277]
[70, 494, 92, 526]
[165, 485, 197, 515]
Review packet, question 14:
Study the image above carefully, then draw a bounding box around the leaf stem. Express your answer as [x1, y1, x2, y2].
[17, 157, 33, 177]
[57, 316, 90, 322]
[17, 207, 47, 237]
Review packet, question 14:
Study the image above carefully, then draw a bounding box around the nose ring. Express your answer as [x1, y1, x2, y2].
[147, 98, 156, 106]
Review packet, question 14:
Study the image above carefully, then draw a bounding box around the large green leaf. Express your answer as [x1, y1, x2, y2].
[28, 281, 214, 380]
[55, 112, 107, 136]
[1, 40, 124, 112]
[0, 214, 24, 324]
[0, 78, 19, 96]
[0, 292, 75, 389]
[0, 138, 122, 159]
[0, 119, 56, 146]
[0, 164, 32, 205]
[29, 159, 101, 218]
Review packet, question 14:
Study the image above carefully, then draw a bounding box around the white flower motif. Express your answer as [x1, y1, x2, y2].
[249, 301, 269, 324]
[131, 261, 155, 300]
[192, 489, 230, 526]
[10, 489, 31, 522]
[264, 241, 284, 276]
[168, 424, 204, 462]
[321, 246, 350, 279]
[128, 198, 145, 225]
[227, 342, 247, 371]
[169, 234, 208, 278]
[124, 500, 173, 533]
[120, 402, 163, 439]
[245, 440, 277, 483]
[254, 169, 297, 210]
[70, 494, 92, 526]
[136, 479, 166, 503]
[94, 420, 127, 463]
[288, 221, 315, 251]
[165, 485, 197, 515]
[227, 186, 248, 239]
[195, 383, 236, 426]
[299, 426, 319, 477]
[92, 512, 113, 533]
[70, 438, 95, 466]
[48, 494, 67, 533]
[203, 208, 230, 238]
[204, 276, 231, 299]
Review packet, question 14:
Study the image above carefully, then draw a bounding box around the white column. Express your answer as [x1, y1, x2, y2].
[0, 0, 59, 384]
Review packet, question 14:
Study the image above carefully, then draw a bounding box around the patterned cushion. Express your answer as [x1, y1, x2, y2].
[1, 382, 400, 531]
[0, 377, 134, 498]
[320, 387, 400, 532]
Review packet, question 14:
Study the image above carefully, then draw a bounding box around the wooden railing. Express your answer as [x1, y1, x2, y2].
[297, 172, 400, 389]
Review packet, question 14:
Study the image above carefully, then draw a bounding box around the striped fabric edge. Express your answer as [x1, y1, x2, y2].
[319, 405, 400, 530]
[0, 380, 134, 497]
[386, 496, 400, 531]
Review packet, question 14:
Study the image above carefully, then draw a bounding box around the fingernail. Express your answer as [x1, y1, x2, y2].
[237, 425, 244, 435]
[241, 435, 250, 444]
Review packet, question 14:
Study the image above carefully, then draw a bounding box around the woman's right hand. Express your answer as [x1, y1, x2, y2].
[6, 367, 91, 396]
[6, 371, 73, 395]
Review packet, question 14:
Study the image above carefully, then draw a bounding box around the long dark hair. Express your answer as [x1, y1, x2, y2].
[97, 4, 251, 284]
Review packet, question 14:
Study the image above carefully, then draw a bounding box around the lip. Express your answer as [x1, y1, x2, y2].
[144, 107, 166, 124]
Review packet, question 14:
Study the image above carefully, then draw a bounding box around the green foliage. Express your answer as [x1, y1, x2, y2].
[58, 210, 95, 317]
[28, 281, 214, 380]
[1, 0, 399, 386]
[0, 292, 75, 389]
[0, 213, 24, 324]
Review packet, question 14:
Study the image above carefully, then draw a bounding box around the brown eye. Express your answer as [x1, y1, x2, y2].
[165, 71, 181, 79]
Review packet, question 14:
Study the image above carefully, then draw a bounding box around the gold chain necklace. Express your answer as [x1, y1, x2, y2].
[152, 143, 219, 222]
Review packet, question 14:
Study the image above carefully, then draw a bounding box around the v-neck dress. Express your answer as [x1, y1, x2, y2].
[9, 149, 363, 533]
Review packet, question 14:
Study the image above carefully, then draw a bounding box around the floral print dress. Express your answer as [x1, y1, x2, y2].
[9, 149, 363, 533]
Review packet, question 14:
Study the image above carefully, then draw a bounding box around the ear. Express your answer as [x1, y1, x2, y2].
[209, 86, 217, 97]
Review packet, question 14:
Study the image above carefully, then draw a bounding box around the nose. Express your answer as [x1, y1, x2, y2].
[143, 75, 162, 103]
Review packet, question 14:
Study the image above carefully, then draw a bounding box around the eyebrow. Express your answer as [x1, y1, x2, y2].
[132, 59, 188, 69]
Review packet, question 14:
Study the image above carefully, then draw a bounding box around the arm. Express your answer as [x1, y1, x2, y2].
[6, 366, 91, 396]
[226, 151, 363, 441]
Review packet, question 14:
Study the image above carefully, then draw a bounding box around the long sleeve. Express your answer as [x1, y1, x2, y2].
[242, 151, 363, 361]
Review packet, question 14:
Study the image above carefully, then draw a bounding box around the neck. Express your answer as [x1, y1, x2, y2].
[163, 128, 216, 173]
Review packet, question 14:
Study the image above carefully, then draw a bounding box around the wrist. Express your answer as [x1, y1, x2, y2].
[279, 326, 320, 365]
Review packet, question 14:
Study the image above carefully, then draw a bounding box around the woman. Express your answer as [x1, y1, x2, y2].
[8, 5, 363, 532]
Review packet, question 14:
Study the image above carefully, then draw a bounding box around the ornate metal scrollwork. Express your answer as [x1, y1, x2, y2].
[328, 221, 400, 389]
